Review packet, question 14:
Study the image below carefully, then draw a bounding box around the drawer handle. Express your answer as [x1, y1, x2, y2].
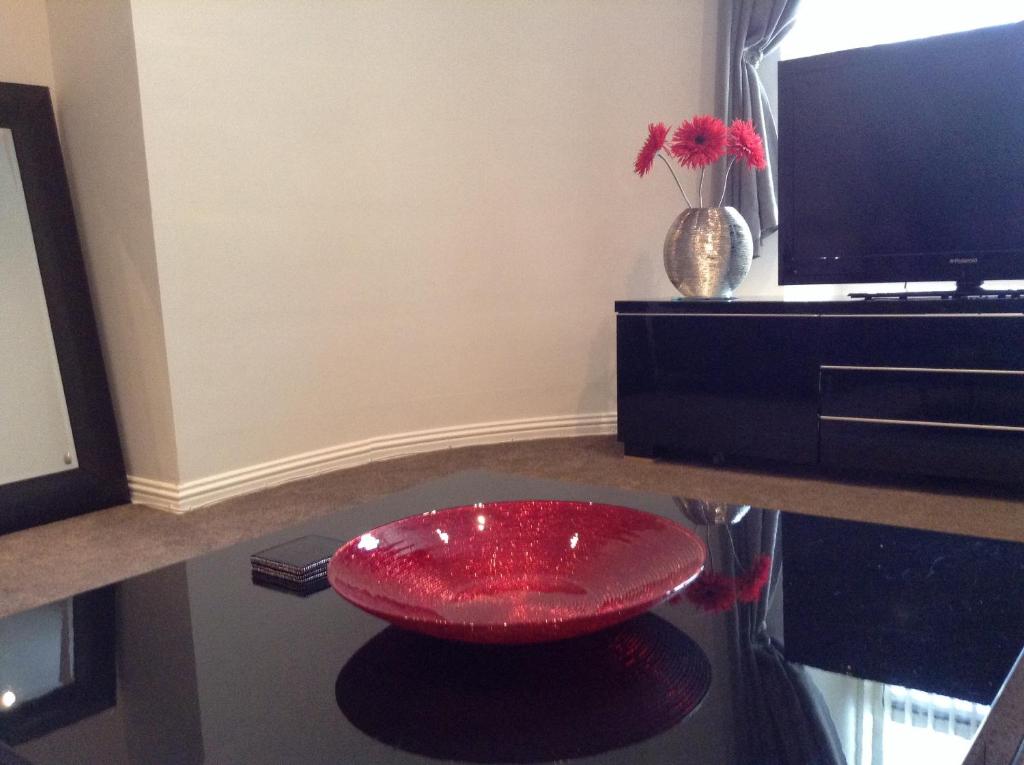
[820, 415, 1024, 433]
[820, 365, 1024, 376]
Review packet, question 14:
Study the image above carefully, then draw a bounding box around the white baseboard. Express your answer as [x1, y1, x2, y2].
[127, 411, 617, 514]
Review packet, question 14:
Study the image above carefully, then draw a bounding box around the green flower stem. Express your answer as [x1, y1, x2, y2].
[657, 152, 692, 208]
[718, 157, 738, 207]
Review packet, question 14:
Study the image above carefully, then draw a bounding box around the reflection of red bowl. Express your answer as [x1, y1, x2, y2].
[328, 500, 706, 643]
[336, 615, 711, 761]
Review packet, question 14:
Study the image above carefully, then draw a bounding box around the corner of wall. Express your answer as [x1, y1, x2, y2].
[45, 0, 181, 485]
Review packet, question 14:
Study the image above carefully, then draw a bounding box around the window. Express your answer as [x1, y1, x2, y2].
[782, 0, 1024, 61]
[806, 668, 992, 765]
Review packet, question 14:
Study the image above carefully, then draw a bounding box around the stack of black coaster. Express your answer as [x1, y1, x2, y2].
[250, 535, 343, 595]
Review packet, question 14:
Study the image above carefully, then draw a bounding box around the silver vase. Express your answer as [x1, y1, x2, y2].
[674, 498, 751, 526]
[663, 206, 753, 298]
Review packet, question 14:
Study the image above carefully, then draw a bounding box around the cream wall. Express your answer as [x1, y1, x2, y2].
[0, 0, 53, 88]
[128, 0, 718, 485]
[46, 0, 180, 482]
[5, 0, 718, 501]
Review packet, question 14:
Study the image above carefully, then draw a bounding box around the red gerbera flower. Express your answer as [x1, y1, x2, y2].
[670, 115, 727, 169]
[683, 571, 736, 612]
[633, 122, 669, 177]
[736, 554, 772, 603]
[727, 119, 767, 170]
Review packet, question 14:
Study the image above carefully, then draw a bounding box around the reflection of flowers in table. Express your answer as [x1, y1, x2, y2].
[678, 554, 771, 613]
[670, 497, 772, 612]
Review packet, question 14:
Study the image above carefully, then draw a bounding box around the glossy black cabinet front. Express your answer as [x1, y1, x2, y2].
[819, 368, 1024, 427]
[818, 314, 1024, 370]
[616, 311, 820, 463]
[616, 299, 1024, 483]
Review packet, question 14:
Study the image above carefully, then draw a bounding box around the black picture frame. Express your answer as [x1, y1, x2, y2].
[0, 82, 127, 535]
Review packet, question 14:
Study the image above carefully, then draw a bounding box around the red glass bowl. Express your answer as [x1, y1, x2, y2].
[328, 500, 706, 643]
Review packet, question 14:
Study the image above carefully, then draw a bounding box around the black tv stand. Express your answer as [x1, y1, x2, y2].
[615, 297, 1024, 485]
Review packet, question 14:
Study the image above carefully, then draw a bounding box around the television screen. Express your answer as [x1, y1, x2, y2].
[778, 22, 1024, 287]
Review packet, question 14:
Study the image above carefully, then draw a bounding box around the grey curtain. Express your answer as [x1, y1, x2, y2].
[725, 509, 848, 765]
[717, 0, 801, 256]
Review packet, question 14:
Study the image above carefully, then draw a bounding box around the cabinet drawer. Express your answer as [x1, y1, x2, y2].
[820, 367, 1024, 427]
[819, 419, 1024, 483]
[820, 315, 1024, 370]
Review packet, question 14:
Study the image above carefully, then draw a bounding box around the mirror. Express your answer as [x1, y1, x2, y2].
[0, 128, 78, 484]
[0, 82, 126, 535]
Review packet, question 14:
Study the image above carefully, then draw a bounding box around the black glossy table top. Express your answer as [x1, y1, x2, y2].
[3, 471, 1023, 765]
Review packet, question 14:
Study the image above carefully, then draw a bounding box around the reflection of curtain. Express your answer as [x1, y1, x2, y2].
[726, 509, 848, 764]
[717, 0, 801, 255]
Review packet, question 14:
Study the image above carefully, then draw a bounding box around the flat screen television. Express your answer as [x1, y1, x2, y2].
[778, 22, 1024, 289]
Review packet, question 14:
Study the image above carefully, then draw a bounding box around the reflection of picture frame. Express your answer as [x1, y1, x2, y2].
[0, 83, 127, 535]
[0, 588, 116, 745]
